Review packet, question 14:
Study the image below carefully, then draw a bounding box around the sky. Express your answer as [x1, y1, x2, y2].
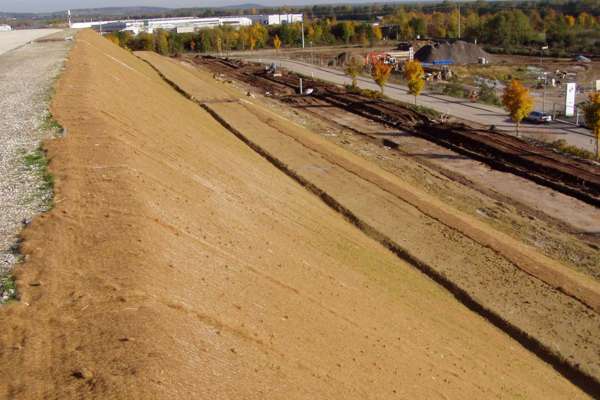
[3, 0, 407, 14]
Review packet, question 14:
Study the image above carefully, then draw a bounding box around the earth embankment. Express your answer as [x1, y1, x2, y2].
[0, 30, 592, 399]
[137, 50, 600, 390]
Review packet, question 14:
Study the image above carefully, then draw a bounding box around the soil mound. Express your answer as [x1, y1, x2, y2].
[415, 40, 489, 64]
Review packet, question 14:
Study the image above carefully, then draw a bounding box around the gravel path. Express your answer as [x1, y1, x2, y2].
[0, 29, 61, 56]
[0, 33, 70, 297]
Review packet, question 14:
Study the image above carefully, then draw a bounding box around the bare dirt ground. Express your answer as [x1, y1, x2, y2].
[0, 31, 594, 399]
[183, 55, 600, 279]
[275, 93, 600, 263]
[138, 51, 600, 391]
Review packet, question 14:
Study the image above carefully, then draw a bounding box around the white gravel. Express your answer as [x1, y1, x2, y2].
[0, 33, 70, 284]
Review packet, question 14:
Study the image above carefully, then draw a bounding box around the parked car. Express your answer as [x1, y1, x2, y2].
[525, 111, 552, 124]
[576, 55, 592, 63]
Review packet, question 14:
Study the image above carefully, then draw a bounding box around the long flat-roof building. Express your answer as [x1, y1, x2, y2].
[71, 16, 253, 34]
[70, 14, 301, 34]
[248, 14, 304, 25]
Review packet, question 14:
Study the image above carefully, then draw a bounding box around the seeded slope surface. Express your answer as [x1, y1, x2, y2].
[0, 31, 589, 399]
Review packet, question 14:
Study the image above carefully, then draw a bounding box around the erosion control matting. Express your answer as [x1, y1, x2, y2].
[0, 31, 595, 399]
[139, 50, 600, 396]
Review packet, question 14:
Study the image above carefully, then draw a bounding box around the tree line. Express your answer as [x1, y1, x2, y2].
[384, 6, 600, 55]
[106, 2, 600, 57]
[107, 20, 384, 55]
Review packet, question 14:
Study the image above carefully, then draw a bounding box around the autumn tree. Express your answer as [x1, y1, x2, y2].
[371, 25, 383, 44]
[250, 23, 269, 47]
[238, 27, 249, 50]
[341, 21, 355, 44]
[345, 55, 364, 88]
[447, 8, 460, 38]
[249, 35, 257, 51]
[463, 11, 481, 41]
[502, 80, 533, 137]
[106, 34, 120, 46]
[154, 29, 169, 55]
[273, 34, 282, 52]
[582, 92, 600, 159]
[565, 15, 576, 28]
[577, 12, 595, 29]
[137, 32, 154, 51]
[221, 27, 238, 54]
[409, 16, 427, 38]
[388, 8, 412, 39]
[429, 12, 447, 38]
[404, 60, 425, 105]
[249, 23, 268, 50]
[371, 60, 392, 95]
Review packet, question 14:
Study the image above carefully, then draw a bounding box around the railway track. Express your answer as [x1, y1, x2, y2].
[191, 55, 600, 207]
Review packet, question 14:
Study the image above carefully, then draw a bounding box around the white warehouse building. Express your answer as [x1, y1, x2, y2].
[248, 14, 304, 25]
[71, 16, 253, 34]
[70, 14, 302, 35]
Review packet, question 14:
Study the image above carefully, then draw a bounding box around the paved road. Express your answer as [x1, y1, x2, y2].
[0, 29, 61, 56]
[243, 57, 597, 153]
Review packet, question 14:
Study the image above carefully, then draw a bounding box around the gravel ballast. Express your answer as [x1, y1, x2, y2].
[0, 33, 71, 300]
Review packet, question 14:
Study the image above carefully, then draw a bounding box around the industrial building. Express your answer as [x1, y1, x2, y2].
[0, 25, 12, 32]
[248, 14, 304, 25]
[70, 14, 303, 35]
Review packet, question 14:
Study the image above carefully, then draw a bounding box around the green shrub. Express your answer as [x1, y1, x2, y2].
[443, 81, 468, 98]
[478, 83, 502, 106]
[550, 139, 597, 160]
[0, 275, 17, 303]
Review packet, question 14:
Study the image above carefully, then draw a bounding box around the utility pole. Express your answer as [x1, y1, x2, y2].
[541, 45, 549, 113]
[458, 2, 461, 39]
[301, 19, 305, 49]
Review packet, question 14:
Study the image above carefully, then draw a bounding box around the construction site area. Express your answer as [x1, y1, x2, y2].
[1, 30, 600, 399]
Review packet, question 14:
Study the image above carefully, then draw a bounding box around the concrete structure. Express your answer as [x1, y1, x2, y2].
[0, 25, 12, 32]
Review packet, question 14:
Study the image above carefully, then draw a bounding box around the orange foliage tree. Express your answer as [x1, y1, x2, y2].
[582, 92, 600, 159]
[502, 79, 533, 137]
[345, 55, 365, 88]
[273, 35, 282, 53]
[371, 60, 392, 95]
[404, 60, 425, 105]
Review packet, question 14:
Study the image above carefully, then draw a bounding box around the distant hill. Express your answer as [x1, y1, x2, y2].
[0, 7, 171, 20]
[68, 7, 170, 17]
[220, 4, 266, 10]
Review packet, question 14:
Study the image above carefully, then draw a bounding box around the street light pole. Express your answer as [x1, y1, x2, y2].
[542, 73, 547, 114]
[541, 45, 549, 114]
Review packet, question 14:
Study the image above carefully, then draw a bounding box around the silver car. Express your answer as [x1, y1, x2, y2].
[526, 111, 552, 124]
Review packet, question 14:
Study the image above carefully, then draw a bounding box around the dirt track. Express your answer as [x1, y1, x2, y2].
[0, 31, 594, 399]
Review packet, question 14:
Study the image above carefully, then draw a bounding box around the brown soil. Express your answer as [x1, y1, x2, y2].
[137, 52, 600, 390]
[189, 55, 600, 279]
[0, 31, 593, 399]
